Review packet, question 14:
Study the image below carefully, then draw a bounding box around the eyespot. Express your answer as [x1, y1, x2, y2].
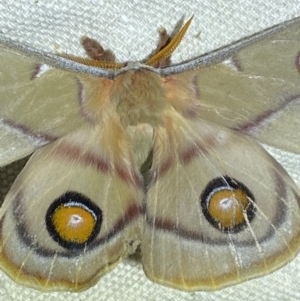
[45, 191, 102, 250]
[201, 176, 256, 233]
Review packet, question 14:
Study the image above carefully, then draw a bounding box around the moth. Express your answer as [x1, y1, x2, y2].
[0, 16, 300, 292]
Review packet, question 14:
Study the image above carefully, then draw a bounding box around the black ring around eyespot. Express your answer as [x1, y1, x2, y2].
[201, 176, 256, 233]
[45, 191, 102, 250]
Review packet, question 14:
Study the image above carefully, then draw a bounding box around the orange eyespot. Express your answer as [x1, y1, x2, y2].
[52, 204, 96, 244]
[201, 176, 255, 233]
[46, 191, 102, 250]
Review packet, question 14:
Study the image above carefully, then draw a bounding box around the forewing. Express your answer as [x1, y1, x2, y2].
[166, 17, 300, 154]
[0, 40, 90, 166]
